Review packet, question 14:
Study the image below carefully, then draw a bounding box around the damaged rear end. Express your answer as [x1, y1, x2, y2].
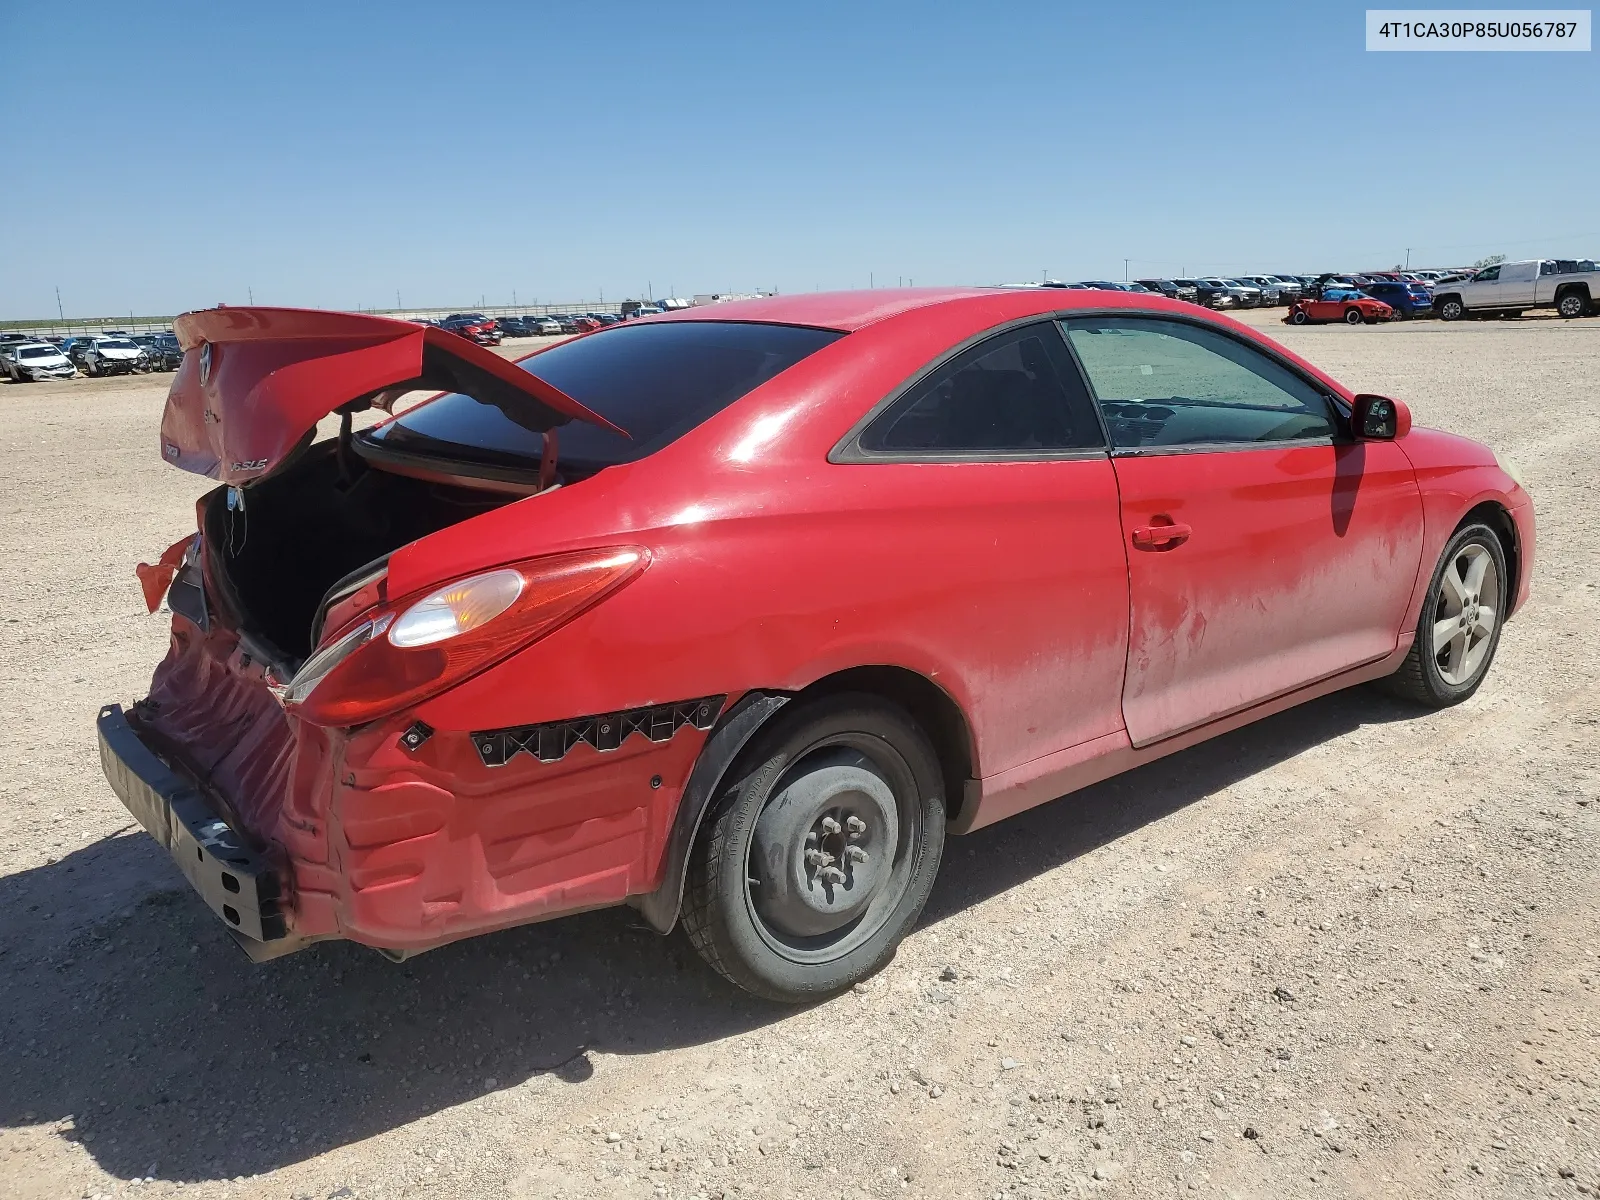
[100, 306, 651, 960]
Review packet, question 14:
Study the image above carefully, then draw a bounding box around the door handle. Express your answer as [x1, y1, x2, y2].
[1131, 522, 1192, 549]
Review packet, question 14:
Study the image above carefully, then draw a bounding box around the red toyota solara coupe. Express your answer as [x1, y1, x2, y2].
[100, 289, 1534, 1001]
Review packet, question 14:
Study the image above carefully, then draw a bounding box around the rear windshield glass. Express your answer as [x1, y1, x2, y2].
[363, 320, 843, 476]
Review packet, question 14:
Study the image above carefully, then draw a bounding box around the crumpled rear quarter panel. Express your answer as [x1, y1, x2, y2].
[133, 616, 709, 951]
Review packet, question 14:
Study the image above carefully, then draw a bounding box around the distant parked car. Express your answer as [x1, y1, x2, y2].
[77, 336, 146, 376]
[133, 334, 183, 371]
[1360, 281, 1434, 320]
[533, 317, 563, 335]
[1431, 258, 1599, 321]
[1223, 279, 1269, 307]
[1175, 279, 1236, 309]
[1136, 279, 1200, 304]
[439, 314, 503, 345]
[597, 313, 621, 324]
[1242, 275, 1296, 305]
[4, 341, 78, 381]
[496, 316, 532, 338]
[1199, 278, 1256, 308]
[571, 316, 602, 333]
[1285, 289, 1394, 325]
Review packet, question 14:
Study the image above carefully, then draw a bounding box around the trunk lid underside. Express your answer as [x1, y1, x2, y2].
[161, 306, 623, 486]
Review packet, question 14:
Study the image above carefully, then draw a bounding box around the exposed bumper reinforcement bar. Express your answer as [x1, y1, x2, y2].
[97, 703, 298, 955]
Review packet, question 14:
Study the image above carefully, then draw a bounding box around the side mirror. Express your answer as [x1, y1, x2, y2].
[1352, 394, 1411, 440]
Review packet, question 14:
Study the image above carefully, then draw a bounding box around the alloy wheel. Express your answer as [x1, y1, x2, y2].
[1431, 543, 1500, 686]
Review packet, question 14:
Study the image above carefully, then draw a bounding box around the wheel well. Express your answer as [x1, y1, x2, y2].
[1555, 282, 1591, 300]
[793, 666, 975, 818]
[1460, 501, 1519, 604]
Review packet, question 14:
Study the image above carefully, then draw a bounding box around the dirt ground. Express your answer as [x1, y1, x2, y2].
[1, 311, 1596, 1200]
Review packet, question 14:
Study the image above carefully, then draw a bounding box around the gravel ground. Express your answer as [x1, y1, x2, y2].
[1, 313, 1596, 1200]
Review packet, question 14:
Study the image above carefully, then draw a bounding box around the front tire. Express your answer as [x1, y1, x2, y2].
[681, 694, 946, 1002]
[1290, 308, 1309, 325]
[1378, 523, 1508, 707]
[1438, 296, 1465, 321]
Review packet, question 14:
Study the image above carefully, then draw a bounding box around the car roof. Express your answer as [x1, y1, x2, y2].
[648, 286, 1282, 333]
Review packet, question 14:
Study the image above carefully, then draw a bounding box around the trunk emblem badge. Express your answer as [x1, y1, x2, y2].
[198, 341, 212, 385]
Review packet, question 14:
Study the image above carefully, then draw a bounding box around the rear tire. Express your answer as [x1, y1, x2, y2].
[1377, 522, 1508, 708]
[1344, 307, 1363, 325]
[1557, 290, 1589, 319]
[681, 694, 946, 1003]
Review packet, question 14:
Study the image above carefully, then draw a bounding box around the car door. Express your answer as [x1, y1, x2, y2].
[1496, 260, 1538, 306]
[1463, 264, 1500, 309]
[841, 320, 1131, 777]
[1060, 314, 1424, 746]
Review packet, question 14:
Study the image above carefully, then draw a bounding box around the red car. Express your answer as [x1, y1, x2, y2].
[101, 292, 1533, 1001]
[1287, 291, 1395, 325]
[438, 312, 502, 345]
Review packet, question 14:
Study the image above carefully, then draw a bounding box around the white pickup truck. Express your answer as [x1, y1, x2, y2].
[1434, 258, 1599, 321]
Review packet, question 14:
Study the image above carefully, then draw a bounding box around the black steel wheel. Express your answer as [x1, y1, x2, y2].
[681, 694, 946, 1002]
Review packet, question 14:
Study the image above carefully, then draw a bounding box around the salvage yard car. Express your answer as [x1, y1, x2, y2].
[75, 335, 146, 375]
[1286, 288, 1395, 325]
[3, 341, 78, 380]
[100, 291, 1534, 1002]
[1432, 258, 1598, 320]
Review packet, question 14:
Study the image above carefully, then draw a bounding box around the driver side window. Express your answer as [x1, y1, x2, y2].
[1061, 317, 1339, 450]
[1474, 266, 1501, 281]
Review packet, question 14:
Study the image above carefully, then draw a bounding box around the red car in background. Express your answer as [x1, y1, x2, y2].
[1287, 290, 1395, 325]
[438, 312, 502, 345]
[101, 291, 1532, 1001]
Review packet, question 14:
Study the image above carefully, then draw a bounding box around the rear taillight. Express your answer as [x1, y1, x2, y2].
[284, 547, 647, 727]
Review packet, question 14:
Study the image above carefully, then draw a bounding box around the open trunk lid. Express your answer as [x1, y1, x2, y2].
[161, 306, 624, 485]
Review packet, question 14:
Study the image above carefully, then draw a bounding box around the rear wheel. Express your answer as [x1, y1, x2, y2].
[1557, 290, 1589, 319]
[681, 694, 946, 1002]
[1344, 307, 1363, 325]
[1377, 523, 1508, 707]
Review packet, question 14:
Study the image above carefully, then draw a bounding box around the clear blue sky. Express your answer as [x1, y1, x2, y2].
[2, 1, 1595, 318]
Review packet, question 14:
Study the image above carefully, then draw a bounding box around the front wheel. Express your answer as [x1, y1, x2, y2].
[1438, 296, 1465, 321]
[681, 694, 946, 1002]
[1290, 308, 1309, 325]
[1377, 523, 1508, 707]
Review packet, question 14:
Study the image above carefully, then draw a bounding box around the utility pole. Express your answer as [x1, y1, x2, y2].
[870, 272, 874, 288]
[513, 290, 518, 307]
[248, 287, 254, 304]
[1124, 258, 1130, 282]
[397, 290, 402, 310]
[55, 286, 64, 326]
[1405, 248, 1411, 269]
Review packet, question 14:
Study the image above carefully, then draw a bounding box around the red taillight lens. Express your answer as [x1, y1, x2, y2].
[287, 547, 647, 727]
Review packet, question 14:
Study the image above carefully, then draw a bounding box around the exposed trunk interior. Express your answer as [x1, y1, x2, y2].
[202, 442, 514, 665]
